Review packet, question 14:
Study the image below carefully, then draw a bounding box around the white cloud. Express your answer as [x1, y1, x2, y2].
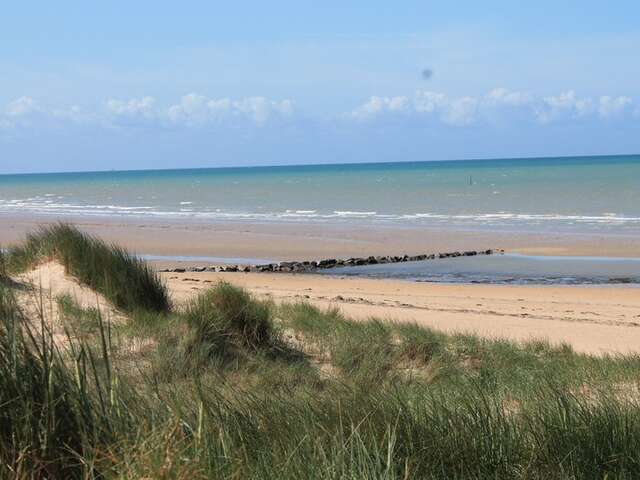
[350, 95, 410, 120]
[165, 93, 293, 126]
[598, 95, 632, 118]
[107, 93, 295, 126]
[166, 93, 214, 125]
[349, 90, 482, 125]
[1, 93, 295, 132]
[443, 97, 478, 126]
[5, 96, 40, 116]
[413, 91, 447, 114]
[106, 96, 156, 117]
[535, 90, 592, 123]
[349, 88, 635, 126]
[485, 88, 532, 107]
[0, 90, 635, 134]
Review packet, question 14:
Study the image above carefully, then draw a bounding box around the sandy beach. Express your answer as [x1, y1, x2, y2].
[4, 214, 640, 355]
[158, 269, 640, 356]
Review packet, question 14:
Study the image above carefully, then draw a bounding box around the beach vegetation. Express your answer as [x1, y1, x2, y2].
[4, 223, 170, 313]
[3, 228, 640, 478]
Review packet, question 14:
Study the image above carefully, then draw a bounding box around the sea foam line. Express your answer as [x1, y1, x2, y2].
[2, 199, 640, 225]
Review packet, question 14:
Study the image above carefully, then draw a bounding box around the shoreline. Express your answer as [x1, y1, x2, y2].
[3, 214, 640, 261]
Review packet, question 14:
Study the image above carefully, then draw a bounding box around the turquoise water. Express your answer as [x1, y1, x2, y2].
[1, 154, 639, 233]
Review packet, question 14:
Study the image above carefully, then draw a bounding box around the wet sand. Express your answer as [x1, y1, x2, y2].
[2, 214, 640, 262]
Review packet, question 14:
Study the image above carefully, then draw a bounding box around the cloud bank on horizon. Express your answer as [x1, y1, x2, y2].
[2, 88, 637, 131]
[2, 1, 640, 173]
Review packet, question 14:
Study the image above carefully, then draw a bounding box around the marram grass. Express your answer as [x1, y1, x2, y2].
[3, 227, 640, 478]
[6, 223, 170, 312]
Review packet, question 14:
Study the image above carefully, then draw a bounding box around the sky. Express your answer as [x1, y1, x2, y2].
[2, 1, 640, 174]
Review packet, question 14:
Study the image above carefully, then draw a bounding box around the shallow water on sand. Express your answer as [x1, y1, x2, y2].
[319, 254, 640, 285]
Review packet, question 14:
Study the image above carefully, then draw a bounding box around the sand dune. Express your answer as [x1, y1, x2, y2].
[12, 261, 125, 343]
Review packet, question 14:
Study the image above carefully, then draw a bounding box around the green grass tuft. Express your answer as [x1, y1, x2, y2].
[6, 223, 170, 313]
[182, 282, 273, 361]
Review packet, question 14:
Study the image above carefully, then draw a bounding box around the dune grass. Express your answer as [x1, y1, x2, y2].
[0, 283, 121, 478]
[5, 223, 170, 313]
[0, 250, 9, 285]
[183, 282, 273, 354]
[3, 228, 640, 478]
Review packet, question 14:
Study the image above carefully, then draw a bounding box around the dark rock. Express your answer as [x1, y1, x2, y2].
[173, 268, 186, 273]
[318, 258, 337, 268]
[242, 247, 501, 274]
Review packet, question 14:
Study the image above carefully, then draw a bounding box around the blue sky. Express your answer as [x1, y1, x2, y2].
[2, 1, 640, 173]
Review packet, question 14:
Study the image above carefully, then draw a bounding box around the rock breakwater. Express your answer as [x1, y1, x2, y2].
[159, 249, 502, 274]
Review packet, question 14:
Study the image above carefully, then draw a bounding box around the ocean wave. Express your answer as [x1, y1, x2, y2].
[333, 210, 378, 216]
[2, 198, 640, 227]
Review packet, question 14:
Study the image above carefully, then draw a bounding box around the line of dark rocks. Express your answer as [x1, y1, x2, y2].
[159, 248, 502, 274]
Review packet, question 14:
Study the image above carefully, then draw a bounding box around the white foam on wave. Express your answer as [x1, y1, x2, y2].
[333, 211, 377, 216]
[2, 196, 640, 228]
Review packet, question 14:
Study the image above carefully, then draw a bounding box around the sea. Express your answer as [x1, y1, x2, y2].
[2, 154, 640, 284]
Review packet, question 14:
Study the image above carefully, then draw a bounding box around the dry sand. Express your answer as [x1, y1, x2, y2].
[165, 271, 640, 356]
[11, 261, 125, 346]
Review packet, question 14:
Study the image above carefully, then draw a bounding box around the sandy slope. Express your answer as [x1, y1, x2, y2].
[16, 262, 114, 312]
[12, 262, 125, 343]
[164, 271, 640, 356]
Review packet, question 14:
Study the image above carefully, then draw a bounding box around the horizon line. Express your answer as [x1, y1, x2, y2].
[2, 151, 639, 177]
